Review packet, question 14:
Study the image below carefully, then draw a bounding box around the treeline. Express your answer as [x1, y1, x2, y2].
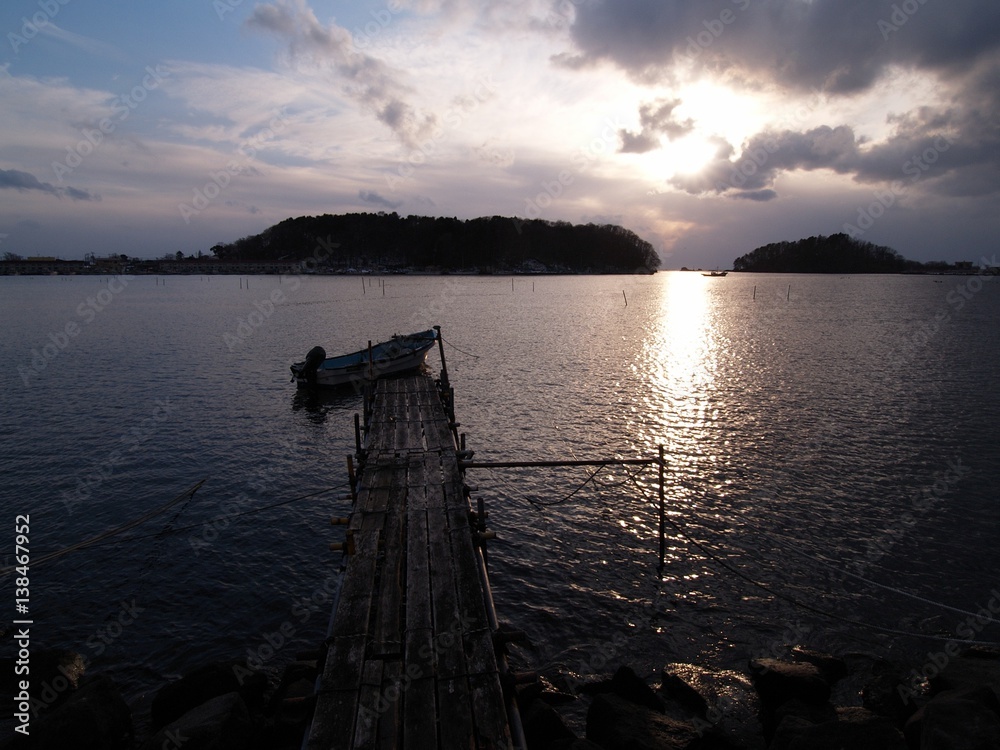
[732, 234, 919, 273]
[209, 213, 660, 273]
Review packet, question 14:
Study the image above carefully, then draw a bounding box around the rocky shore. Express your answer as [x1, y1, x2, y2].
[517, 645, 1000, 750]
[4, 643, 999, 748]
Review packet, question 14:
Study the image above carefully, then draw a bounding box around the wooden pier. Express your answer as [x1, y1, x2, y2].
[306, 373, 522, 749]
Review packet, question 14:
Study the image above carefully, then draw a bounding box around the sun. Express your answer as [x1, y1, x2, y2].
[647, 135, 721, 177]
[635, 79, 769, 183]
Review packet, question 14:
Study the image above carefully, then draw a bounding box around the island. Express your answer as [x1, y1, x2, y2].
[732, 234, 918, 273]
[208, 213, 661, 275]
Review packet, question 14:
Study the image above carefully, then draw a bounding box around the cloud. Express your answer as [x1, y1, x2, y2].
[37, 23, 126, 61]
[0, 168, 98, 201]
[246, 0, 437, 147]
[618, 98, 694, 153]
[358, 189, 402, 209]
[567, 0, 1000, 94]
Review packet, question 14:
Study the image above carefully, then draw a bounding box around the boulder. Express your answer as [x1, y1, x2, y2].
[609, 666, 665, 712]
[929, 650, 1000, 700]
[661, 663, 763, 749]
[18, 674, 132, 750]
[748, 658, 830, 713]
[586, 693, 701, 750]
[769, 705, 906, 750]
[860, 661, 919, 725]
[659, 670, 709, 717]
[523, 697, 576, 748]
[140, 692, 253, 750]
[904, 686, 1000, 750]
[151, 660, 267, 728]
[790, 647, 848, 685]
[267, 660, 317, 746]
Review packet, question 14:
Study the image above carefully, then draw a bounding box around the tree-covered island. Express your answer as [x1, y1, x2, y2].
[209, 213, 660, 274]
[732, 233, 917, 273]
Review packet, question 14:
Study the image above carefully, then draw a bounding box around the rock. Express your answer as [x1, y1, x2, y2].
[748, 658, 831, 710]
[769, 705, 906, 750]
[861, 663, 918, 725]
[267, 660, 317, 746]
[609, 666, 665, 712]
[523, 698, 576, 748]
[659, 670, 709, 717]
[141, 692, 252, 750]
[151, 660, 267, 728]
[549, 740, 605, 750]
[772, 698, 837, 729]
[929, 651, 1000, 700]
[790, 647, 848, 685]
[904, 686, 1000, 750]
[662, 663, 763, 750]
[21, 674, 132, 750]
[1, 649, 87, 715]
[586, 693, 701, 750]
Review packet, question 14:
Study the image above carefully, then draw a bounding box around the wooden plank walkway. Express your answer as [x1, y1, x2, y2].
[306, 374, 517, 750]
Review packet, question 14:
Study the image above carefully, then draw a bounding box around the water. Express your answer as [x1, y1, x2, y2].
[2, 271, 999, 723]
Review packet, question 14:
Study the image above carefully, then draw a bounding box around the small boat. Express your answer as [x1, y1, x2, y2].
[290, 329, 438, 388]
[702, 270, 728, 277]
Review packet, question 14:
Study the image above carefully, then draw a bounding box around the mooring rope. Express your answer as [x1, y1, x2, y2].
[622, 476, 1000, 646]
[0, 479, 206, 575]
[81, 482, 351, 548]
[441, 335, 481, 359]
[0, 481, 350, 573]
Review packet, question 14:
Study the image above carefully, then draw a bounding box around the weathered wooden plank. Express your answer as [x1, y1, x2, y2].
[329, 528, 380, 639]
[305, 688, 358, 750]
[405, 509, 432, 633]
[462, 628, 497, 678]
[403, 627, 435, 679]
[469, 672, 513, 750]
[377, 661, 403, 749]
[437, 677, 476, 749]
[450, 523, 490, 632]
[402, 678, 438, 750]
[427, 507, 466, 680]
[318, 634, 368, 693]
[353, 660, 385, 750]
[372, 466, 407, 658]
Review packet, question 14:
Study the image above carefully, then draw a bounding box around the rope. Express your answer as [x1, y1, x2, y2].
[441, 336, 481, 359]
[0, 481, 350, 572]
[623, 476, 1000, 646]
[758, 529, 1000, 627]
[0, 479, 206, 575]
[83, 482, 351, 547]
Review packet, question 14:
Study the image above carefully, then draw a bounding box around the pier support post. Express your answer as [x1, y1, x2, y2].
[658, 444, 665, 574]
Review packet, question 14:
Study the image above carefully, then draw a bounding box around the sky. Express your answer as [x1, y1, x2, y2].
[1, 0, 999, 269]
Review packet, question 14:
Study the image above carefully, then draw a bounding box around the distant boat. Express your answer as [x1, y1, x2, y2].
[702, 270, 728, 277]
[290, 329, 437, 388]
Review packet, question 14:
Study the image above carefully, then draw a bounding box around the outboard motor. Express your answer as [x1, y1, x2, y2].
[302, 346, 326, 386]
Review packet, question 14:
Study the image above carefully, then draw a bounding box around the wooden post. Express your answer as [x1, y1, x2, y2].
[347, 455, 357, 504]
[478, 494, 488, 571]
[433, 325, 449, 388]
[658, 444, 665, 575]
[354, 413, 362, 456]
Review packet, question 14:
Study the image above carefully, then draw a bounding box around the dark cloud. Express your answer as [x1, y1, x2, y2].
[246, 0, 437, 147]
[358, 190, 402, 209]
[618, 98, 694, 154]
[0, 168, 98, 201]
[566, 0, 1000, 94]
[0, 168, 59, 195]
[731, 189, 777, 201]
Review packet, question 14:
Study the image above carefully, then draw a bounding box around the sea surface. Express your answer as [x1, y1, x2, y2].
[2, 271, 999, 726]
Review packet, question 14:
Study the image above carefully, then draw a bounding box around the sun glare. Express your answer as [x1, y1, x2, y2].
[636, 79, 769, 183]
